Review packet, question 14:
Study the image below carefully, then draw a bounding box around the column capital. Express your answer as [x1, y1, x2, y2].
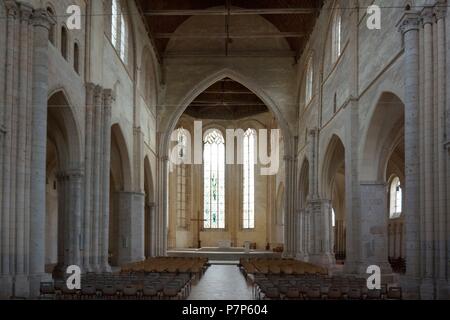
[67, 168, 84, 179]
[421, 7, 435, 26]
[31, 8, 55, 29]
[308, 127, 318, 137]
[5, 0, 19, 17]
[85, 83, 96, 106]
[102, 89, 115, 107]
[434, 1, 447, 21]
[93, 85, 103, 98]
[56, 171, 69, 180]
[19, 2, 34, 22]
[86, 82, 96, 93]
[397, 11, 421, 35]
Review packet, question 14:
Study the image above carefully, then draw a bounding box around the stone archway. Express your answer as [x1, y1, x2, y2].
[359, 92, 405, 273]
[45, 90, 83, 276]
[317, 134, 345, 266]
[297, 158, 309, 260]
[144, 156, 155, 258]
[156, 69, 297, 257]
[109, 123, 140, 267]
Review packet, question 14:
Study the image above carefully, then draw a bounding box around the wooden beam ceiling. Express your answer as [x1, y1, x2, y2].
[143, 8, 317, 16]
[136, 0, 324, 61]
[184, 78, 270, 120]
[155, 32, 306, 39]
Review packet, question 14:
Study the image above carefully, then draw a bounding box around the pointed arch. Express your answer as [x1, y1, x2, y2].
[140, 45, 159, 106]
[321, 134, 345, 199]
[360, 92, 405, 182]
[110, 123, 132, 191]
[161, 68, 292, 157]
[47, 89, 82, 168]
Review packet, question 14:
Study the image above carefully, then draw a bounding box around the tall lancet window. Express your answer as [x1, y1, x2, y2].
[305, 56, 314, 105]
[176, 128, 189, 229]
[243, 128, 256, 229]
[111, 0, 128, 64]
[389, 177, 402, 219]
[332, 8, 342, 63]
[203, 129, 225, 229]
[111, 0, 119, 48]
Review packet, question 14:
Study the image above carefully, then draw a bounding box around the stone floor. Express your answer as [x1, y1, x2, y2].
[188, 265, 254, 300]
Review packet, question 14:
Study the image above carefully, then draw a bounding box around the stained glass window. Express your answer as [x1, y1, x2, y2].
[203, 129, 225, 229]
[243, 129, 256, 229]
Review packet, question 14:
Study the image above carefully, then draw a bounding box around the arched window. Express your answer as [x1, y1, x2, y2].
[389, 177, 402, 219]
[243, 129, 256, 229]
[120, 14, 127, 62]
[331, 8, 342, 63]
[305, 56, 314, 105]
[176, 128, 189, 229]
[61, 26, 68, 60]
[73, 42, 80, 74]
[203, 129, 225, 229]
[111, 0, 128, 63]
[332, 208, 336, 227]
[47, 7, 56, 45]
[111, 0, 119, 48]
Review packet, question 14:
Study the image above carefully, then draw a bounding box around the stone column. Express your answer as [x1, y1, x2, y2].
[155, 152, 169, 257]
[398, 11, 421, 298]
[117, 192, 145, 265]
[296, 208, 309, 261]
[359, 182, 392, 273]
[0, 2, 18, 296]
[283, 154, 297, 258]
[344, 99, 362, 275]
[434, 1, 449, 299]
[90, 85, 103, 272]
[146, 202, 156, 258]
[420, 8, 435, 297]
[56, 172, 67, 271]
[68, 169, 83, 267]
[14, 4, 33, 287]
[82, 83, 95, 272]
[28, 8, 54, 297]
[308, 199, 334, 266]
[161, 156, 169, 256]
[100, 89, 112, 272]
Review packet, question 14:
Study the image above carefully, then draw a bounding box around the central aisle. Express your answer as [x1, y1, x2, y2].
[188, 265, 254, 300]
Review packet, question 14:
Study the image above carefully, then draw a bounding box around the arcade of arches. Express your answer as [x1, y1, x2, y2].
[0, 0, 449, 300]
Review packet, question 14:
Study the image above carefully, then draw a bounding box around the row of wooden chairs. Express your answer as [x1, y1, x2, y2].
[252, 274, 402, 300]
[240, 258, 328, 276]
[40, 272, 193, 300]
[121, 257, 209, 278]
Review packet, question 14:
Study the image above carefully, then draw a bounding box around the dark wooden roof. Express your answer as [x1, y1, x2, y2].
[184, 78, 269, 120]
[135, 0, 323, 61]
